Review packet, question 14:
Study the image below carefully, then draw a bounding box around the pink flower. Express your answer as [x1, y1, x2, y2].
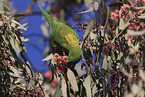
[58, 57, 63, 62]
[115, 10, 119, 14]
[54, 53, 68, 65]
[128, 34, 133, 40]
[63, 60, 67, 65]
[62, 56, 68, 61]
[128, 23, 135, 30]
[111, 12, 119, 21]
[45, 71, 52, 79]
[124, 4, 130, 9]
[121, 4, 131, 12]
[45, 71, 58, 89]
[121, 6, 125, 11]
[54, 53, 59, 58]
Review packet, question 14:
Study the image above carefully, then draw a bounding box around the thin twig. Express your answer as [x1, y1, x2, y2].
[15, 0, 38, 21]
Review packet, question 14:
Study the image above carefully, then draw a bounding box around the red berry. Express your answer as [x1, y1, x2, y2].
[63, 56, 68, 60]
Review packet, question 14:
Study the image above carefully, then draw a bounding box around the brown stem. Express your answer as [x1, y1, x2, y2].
[15, 0, 37, 21]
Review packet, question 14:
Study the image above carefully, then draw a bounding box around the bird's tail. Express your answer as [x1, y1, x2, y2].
[39, 5, 54, 28]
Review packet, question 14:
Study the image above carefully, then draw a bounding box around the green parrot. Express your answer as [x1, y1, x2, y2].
[39, 6, 82, 66]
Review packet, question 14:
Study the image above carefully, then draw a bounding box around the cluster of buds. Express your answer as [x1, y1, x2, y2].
[111, 4, 145, 30]
[104, 41, 128, 55]
[111, 4, 132, 21]
[110, 9, 119, 21]
[54, 53, 68, 65]
[103, 43, 111, 55]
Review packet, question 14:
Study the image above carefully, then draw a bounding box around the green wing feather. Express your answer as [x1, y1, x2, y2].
[39, 6, 81, 65]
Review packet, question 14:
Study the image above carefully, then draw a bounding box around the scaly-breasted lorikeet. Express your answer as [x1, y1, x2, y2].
[39, 6, 81, 67]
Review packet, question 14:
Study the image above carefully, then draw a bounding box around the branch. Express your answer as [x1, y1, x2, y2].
[15, 0, 38, 21]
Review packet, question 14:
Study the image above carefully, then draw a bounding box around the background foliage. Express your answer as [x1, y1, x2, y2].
[1, 0, 145, 97]
[0, 0, 44, 96]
